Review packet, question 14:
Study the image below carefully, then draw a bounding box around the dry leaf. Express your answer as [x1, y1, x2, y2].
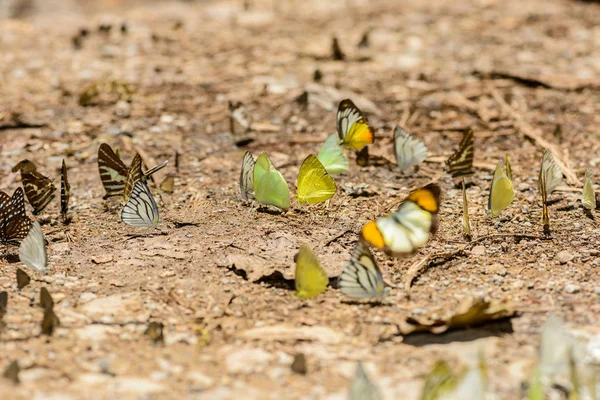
[399, 296, 515, 335]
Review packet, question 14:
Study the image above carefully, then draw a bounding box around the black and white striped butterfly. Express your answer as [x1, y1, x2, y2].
[337, 242, 388, 299]
[120, 181, 160, 228]
[19, 221, 48, 273]
[239, 151, 255, 200]
[0, 188, 31, 245]
[98, 143, 168, 200]
[393, 126, 428, 171]
[12, 160, 56, 215]
[446, 128, 474, 178]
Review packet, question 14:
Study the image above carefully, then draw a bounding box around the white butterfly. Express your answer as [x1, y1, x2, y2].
[540, 149, 562, 194]
[393, 126, 427, 171]
[338, 242, 388, 299]
[239, 151, 255, 200]
[121, 181, 160, 228]
[349, 362, 382, 400]
[19, 221, 48, 273]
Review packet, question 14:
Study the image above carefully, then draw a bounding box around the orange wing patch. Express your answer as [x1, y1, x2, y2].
[361, 221, 384, 249]
[407, 184, 440, 213]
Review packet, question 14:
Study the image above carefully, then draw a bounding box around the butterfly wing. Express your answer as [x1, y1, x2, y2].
[338, 242, 387, 299]
[446, 128, 474, 177]
[317, 134, 349, 175]
[294, 244, 328, 299]
[13, 160, 56, 215]
[123, 153, 143, 203]
[336, 99, 373, 150]
[582, 167, 596, 210]
[540, 149, 562, 194]
[1, 188, 31, 244]
[60, 159, 70, 221]
[297, 155, 336, 204]
[160, 175, 175, 194]
[98, 143, 129, 198]
[121, 181, 160, 228]
[349, 362, 383, 400]
[239, 151, 256, 200]
[19, 221, 48, 273]
[487, 160, 515, 217]
[253, 153, 290, 210]
[393, 126, 428, 171]
[461, 178, 471, 239]
[361, 184, 440, 256]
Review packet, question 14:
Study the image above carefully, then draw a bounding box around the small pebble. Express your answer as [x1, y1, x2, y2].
[471, 246, 485, 256]
[565, 284, 580, 294]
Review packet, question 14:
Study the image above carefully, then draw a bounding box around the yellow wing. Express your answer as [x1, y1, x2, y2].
[487, 160, 514, 217]
[294, 244, 328, 299]
[336, 99, 374, 150]
[582, 167, 596, 211]
[297, 155, 336, 204]
[361, 184, 440, 256]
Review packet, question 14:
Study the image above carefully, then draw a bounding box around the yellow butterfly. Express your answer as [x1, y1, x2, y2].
[361, 184, 440, 256]
[446, 128, 474, 178]
[461, 178, 471, 240]
[582, 167, 596, 211]
[317, 134, 348, 175]
[296, 155, 336, 204]
[337, 99, 374, 150]
[253, 153, 290, 210]
[294, 244, 328, 299]
[487, 158, 514, 217]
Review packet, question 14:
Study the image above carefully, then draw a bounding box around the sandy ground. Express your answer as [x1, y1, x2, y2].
[1, 0, 600, 398]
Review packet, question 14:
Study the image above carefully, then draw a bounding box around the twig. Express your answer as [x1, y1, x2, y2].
[403, 233, 543, 290]
[324, 229, 353, 247]
[488, 86, 580, 186]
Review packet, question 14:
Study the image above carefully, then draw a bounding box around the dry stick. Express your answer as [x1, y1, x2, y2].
[403, 233, 543, 290]
[488, 86, 580, 186]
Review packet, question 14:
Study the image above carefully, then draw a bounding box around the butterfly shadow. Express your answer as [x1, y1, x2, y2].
[0, 253, 20, 264]
[256, 206, 287, 216]
[400, 319, 514, 347]
[254, 271, 294, 291]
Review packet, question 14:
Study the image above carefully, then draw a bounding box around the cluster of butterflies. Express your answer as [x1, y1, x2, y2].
[0, 158, 71, 273]
[97, 143, 169, 228]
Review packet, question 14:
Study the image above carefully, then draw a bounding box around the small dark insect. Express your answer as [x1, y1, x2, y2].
[40, 287, 54, 311]
[41, 308, 60, 336]
[332, 37, 345, 61]
[291, 353, 307, 375]
[79, 28, 89, 37]
[120, 22, 128, 35]
[0, 291, 7, 318]
[98, 23, 112, 35]
[313, 68, 323, 82]
[358, 31, 369, 48]
[3, 361, 19, 384]
[144, 321, 164, 343]
[72, 35, 83, 50]
[295, 91, 309, 109]
[16, 268, 31, 289]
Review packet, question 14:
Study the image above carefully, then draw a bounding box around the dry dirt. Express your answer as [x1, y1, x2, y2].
[1, 0, 600, 399]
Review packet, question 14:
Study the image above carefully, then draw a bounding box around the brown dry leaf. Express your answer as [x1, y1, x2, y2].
[399, 296, 515, 335]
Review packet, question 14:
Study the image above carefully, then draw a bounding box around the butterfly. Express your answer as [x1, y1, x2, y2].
[393, 126, 428, 171]
[294, 244, 328, 299]
[355, 146, 369, 167]
[487, 158, 514, 217]
[159, 175, 175, 194]
[361, 183, 440, 256]
[446, 128, 474, 178]
[12, 160, 56, 215]
[19, 221, 48, 273]
[461, 178, 471, 240]
[582, 167, 596, 211]
[228, 101, 253, 134]
[539, 149, 562, 195]
[539, 168, 551, 237]
[349, 362, 382, 400]
[337, 242, 388, 299]
[60, 159, 70, 223]
[97, 143, 168, 200]
[296, 155, 336, 204]
[317, 134, 349, 175]
[0, 188, 31, 245]
[253, 153, 290, 210]
[121, 180, 160, 228]
[3, 361, 20, 384]
[337, 99, 374, 150]
[40, 287, 54, 311]
[239, 151, 256, 200]
[16, 268, 31, 289]
[41, 307, 60, 336]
